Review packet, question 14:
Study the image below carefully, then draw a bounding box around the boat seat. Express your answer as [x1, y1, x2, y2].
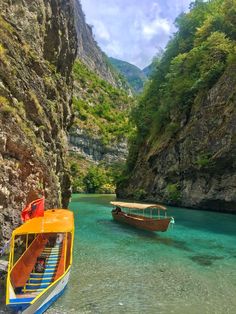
[23, 243, 62, 293]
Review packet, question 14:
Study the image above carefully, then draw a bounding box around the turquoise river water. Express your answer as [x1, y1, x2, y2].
[1, 194, 236, 313]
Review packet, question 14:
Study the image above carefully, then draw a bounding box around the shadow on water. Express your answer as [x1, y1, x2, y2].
[100, 218, 193, 252]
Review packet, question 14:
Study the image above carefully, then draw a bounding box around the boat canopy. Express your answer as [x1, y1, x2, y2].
[110, 202, 167, 210]
[13, 209, 74, 236]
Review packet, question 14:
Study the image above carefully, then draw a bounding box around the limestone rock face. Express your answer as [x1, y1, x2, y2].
[74, 0, 119, 87]
[0, 0, 77, 242]
[117, 65, 236, 213]
[69, 130, 128, 164]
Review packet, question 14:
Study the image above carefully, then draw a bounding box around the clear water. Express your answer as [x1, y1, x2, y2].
[48, 194, 236, 314]
[1, 194, 236, 313]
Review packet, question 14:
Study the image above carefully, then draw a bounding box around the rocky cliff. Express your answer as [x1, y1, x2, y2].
[69, 130, 128, 164]
[70, 59, 133, 164]
[74, 0, 120, 87]
[117, 64, 236, 213]
[0, 0, 77, 242]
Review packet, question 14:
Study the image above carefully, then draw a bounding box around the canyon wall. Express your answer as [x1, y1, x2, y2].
[0, 0, 77, 242]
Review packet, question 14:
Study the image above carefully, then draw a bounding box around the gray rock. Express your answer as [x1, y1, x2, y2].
[69, 129, 128, 164]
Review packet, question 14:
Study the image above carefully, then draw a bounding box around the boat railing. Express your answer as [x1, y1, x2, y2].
[10, 234, 49, 289]
[126, 207, 169, 219]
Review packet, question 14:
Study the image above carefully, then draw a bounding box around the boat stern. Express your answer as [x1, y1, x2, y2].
[7, 297, 34, 313]
[6, 278, 34, 312]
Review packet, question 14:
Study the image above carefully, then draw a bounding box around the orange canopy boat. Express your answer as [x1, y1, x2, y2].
[111, 202, 174, 232]
[6, 209, 74, 314]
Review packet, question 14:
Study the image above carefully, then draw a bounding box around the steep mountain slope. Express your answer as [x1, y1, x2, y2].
[74, 0, 122, 87]
[0, 0, 77, 242]
[117, 0, 236, 213]
[69, 60, 134, 193]
[109, 57, 147, 93]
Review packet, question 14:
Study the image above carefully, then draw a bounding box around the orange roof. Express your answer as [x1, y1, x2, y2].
[110, 201, 167, 210]
[13, 209, 74, 235]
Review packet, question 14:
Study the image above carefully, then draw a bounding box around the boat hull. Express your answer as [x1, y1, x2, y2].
[8, 268, 71, 314]
[112, 211, 171, 231]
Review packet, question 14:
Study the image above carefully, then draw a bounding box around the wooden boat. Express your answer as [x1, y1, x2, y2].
[111, 202, 174, 232]
[6, 209, 74, 314]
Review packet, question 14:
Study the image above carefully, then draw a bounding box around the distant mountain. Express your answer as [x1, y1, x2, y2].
[109, 57, 147, 94]
[142, 51, 163, 78]
[142, 62, 157, 78]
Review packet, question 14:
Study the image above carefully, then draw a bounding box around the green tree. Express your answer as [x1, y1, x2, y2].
[125, 0, 236, 176]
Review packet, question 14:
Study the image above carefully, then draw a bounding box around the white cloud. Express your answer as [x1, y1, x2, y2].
[80, 0, 192, 68]
[142, 19, 171, 40]
[92, 20, 110, 41]
[105, 40, 123, 57]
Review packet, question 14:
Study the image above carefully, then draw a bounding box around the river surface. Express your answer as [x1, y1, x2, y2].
[1, 194, 236, 313]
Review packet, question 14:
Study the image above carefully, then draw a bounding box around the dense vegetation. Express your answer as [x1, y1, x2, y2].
[109, 57, 147, 94]
[72, 60, 134, 145]
[126, 0, 236, 173]
[69, 60, 134, 193]
[69, 153, 125, 193]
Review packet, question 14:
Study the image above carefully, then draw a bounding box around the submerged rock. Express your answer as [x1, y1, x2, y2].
[190, 254, 224, 266]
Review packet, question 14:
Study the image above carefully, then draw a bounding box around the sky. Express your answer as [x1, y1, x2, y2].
[80, 0, 193, 69]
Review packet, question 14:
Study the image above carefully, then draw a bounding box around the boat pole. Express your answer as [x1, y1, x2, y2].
[64, 233, 67, 272]
[6, 235, 15, 304]
[26, 234, 29, 250]
[10, 236, 15, 269]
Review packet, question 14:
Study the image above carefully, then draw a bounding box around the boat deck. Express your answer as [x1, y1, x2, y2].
[14, 243, 62, 299]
